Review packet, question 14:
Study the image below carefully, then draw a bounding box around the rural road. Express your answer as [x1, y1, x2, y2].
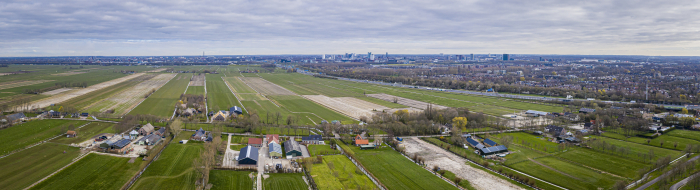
[670, 172, 700, 190]
[635, 154, 700, 190]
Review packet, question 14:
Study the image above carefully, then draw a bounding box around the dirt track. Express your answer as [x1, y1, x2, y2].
[402, 137, 524, 190]
[366, 93, 448, 110]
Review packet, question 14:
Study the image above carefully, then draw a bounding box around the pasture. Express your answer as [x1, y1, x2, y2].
[129, 73, 191, 117]
[130, 143, 202, 190]
[0, 119, 89, 155]
[601, 132, 700, 151]
[492, 132, 561, 153]
[205, 74, 244, 113]
[308, 144, 340, 156]
[310, 155, 376, 190]
[51, 122, 116, 144]
[667, 129, 700, 141]
[347, 145, 458, 190]
[185, 86, 205, 95]
[556, 148, 649, 179]
[263, 173, 308, 190]
[83, 73, 175, 116]
[224, 77, 257, 94]
[209, 170, 254, 190]
[0, 143, 80, 190]
[29, 154, 143, 190]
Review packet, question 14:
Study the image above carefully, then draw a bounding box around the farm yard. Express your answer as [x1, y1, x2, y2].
[303, 95, 387, 120]
[263, 173, 308, 190]
[402, 137, 520, 190]
[84, 73, 176, 116]
[29, 154, 144, 190]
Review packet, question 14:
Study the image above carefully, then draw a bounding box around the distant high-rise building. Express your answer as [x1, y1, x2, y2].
[470, 54, 474, 60]
[322, 54, 326, 59]
[385, 52, 388, 59]
[368, 52, 372, 59]
[502, 54, 509, 61]
[539, 57, 543, 61]
[370, 54, 375, 60]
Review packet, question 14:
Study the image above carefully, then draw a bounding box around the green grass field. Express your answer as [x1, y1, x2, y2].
[345, 144, 458, 190]
[594, 136, 683, 162]
[667, 130, 700, 141]
[205, 74, 244, 113]
[29, 153, 144, 190]
[602, 132, 700, 151]
[237, 93, 266, 100]
[224, 77, 257, 94]
[307, 144, 339, 156]
[129, 73, 191, 117]
[51, 122, 115, 144]
[62, 75, 147, 111]
[493, 132, 561, 153]
[0, 143, 80, 190]
[310, 155, 376, 190]
[230, 144, 247, 151]
[185, 86, 205, 95]
[131, 139, 202, 190]
[263, 173, 308, 190]
[557, 148, 649, 179]
[209, 170, 255, 190]
[0, 119, 89, 155]
[271, 95, 357, 124]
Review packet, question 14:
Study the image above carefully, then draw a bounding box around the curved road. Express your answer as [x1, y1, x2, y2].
[635, 155, 700, 190]
[670, 172, 700, 190]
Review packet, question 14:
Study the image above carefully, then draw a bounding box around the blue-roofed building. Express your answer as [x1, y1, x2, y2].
[6, 113, 26, 123]
[111, 139, 132, 154]
[466, 138, 480, 147]
[230, 106, 243, 115]
[191, 128, 207, 141]
[301, 135, 322, 144]
[478, 145, 508, 156]
[238, 146, 259, 165]
[484, 139, 498, 146]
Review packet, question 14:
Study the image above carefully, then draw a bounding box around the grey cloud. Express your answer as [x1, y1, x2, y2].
[1, 0, 700, 56]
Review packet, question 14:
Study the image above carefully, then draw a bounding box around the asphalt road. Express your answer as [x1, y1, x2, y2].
[671, 172, 700, 190]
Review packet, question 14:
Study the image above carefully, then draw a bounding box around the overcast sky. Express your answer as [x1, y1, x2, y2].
[1, 0, 700, 56]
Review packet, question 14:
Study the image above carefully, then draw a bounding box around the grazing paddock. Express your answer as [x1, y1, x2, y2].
[367, 93, 448, 110]
[209, 170, 254, 190]
[185, 86, 205, 95]
[593, 136, 683, 162]
[602, 132, 700, 151]
[50, 122, 116, 144]
[129, 73, 190, 117]
[665, 129, 700, 142]
[85, 73, 175, 115]
[41, 88, 73, 95]
[310, 155, 376, 190]
[557, 148, 649, 179]
[29, 154, 143, 190]
[130, 143, 202, 190]
[238, 93, 266, 101]
[493, 132, 560, 153]
[0, 143, 80, 190]
[303, 95, 386, 120]
[307, 144, 340, 156]
[22, 73, 144, 110]
[0, 119, 89, 155]
[206, 74, 243, 112]
[344, 144, 458, 190]
[189, 74, 205, 86]
[239, 77, 296, 95]
[0, 80, 53, 90]
[263, 173, 308, 190]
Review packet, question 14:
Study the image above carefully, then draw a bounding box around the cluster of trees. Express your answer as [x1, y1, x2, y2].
[193, 125, 222, 190]
[654, 157, 700, 189]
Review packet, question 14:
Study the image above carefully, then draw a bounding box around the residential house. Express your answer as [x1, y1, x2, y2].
[237, 146, 259, 165]
[266, 134, 280, 144]
[284, 140, 303, 157]
[81, 113, 89, 117]
[66, 130, 77, 138]
[248, 138, 263, 148]
[545, 125, 567, 140]
[139, 123, 155, 136]
[579, 108, 596, 114]
[268, 142, 283, 158]
[212, 111, 228, 122]
[301, 135, 322, 144]
[191, 128, 207, 141]
[182, 108, 197, 117]
[354, 134, 369, 146]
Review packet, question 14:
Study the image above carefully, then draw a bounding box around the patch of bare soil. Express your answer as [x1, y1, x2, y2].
[403, 137, 524, 190]
[366, 93, 448, 110]
[239, 77, 296, 95]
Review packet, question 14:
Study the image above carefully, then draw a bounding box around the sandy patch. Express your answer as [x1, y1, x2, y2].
[403, 137, 524, 190]
[366, 93, 448, 110]
[239, 77, 296, 95]
[88, 73, 176, 115]
[42, 88, 74, 95]
[303, 95, 387, 120]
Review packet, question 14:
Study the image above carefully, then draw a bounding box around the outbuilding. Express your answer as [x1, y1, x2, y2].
[284, 140, 303, 157]
[268, 142, 283, 158]
[302, 135, 322, 144]
[66, 130, 77, 138]
[238, 145, 259, 165]
[230, 106, 243, 115]
[139, 123, 155, 136]
[248, 138, 263, 148]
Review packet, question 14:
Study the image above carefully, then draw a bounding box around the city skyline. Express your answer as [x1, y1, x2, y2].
[2, 0, 700, 56]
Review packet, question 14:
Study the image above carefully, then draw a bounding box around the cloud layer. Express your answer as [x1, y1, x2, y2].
[1, 0, 700, 56]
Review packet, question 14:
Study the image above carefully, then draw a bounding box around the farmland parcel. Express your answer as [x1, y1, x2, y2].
[0, 143, 80, 190]
[85, 73, 176, 115]
[129, 73, 191, 117]
[29, 154, 144, 190]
